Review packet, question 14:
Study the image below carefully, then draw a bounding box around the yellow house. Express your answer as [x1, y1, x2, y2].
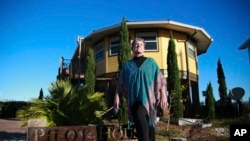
[57, 20, 212, 117]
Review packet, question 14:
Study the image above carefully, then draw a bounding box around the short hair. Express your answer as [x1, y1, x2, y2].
[132, 37, 146, 48]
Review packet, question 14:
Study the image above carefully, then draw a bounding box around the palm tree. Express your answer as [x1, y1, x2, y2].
[17, 79, 107, 126]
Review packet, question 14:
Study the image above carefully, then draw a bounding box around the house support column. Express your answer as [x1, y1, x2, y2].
[191, 81, 200, 117]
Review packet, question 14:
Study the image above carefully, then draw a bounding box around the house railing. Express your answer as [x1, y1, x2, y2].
[58, 57, 84, 80]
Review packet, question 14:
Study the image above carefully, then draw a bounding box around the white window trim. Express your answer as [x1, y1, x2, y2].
[187, 41, 196, 59]
[95, 42, 104, 61]
[109, 37, 120, 56]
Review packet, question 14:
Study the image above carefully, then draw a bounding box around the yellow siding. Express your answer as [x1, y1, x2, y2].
[176, 41, 187, 71]
[158, 30, 189, 72]
[173, 32, 188, 72]
[129, 31, 135, 40]
[107, 56, 118, 72]
[96, 37, 107, 76]
[188, 57, 197, 75]
[158, 30, 168, 70]
[106, 33, 134, 74]
[95, 28, 198, 78]
[104, 37, 109, 73]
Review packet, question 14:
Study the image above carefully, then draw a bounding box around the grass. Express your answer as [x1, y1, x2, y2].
[156, 127, 181, 140]
[210, 117, 250, 127]
[157, 128, 181, 137]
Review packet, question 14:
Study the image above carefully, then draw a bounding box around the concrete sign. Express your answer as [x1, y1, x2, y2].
[27, 125, 137, 141]
[28, 118, 47, 127]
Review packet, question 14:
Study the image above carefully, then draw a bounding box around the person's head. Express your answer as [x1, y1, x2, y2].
[131, 37, 145, 57]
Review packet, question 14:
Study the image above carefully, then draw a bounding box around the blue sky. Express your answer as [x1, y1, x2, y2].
[0, 0, 249, 102]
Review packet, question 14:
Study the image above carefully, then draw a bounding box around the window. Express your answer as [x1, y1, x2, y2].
[136, 32, 158, 51]
[95, 42, 104, 61]
[109, 37, 120, 55]
[187, 41, 196, 58]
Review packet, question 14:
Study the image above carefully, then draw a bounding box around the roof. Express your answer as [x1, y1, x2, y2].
[238, 37, 250, 50]
[74, 20, 213, 59]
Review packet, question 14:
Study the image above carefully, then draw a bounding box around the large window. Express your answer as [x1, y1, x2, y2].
[109, 37, 120, 55]
[95, 42, 104, 61]
[136, 32, 158, 51]
[187, 41, 196, 58]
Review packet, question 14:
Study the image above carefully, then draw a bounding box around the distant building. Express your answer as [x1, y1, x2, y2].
[57, 20, 212, 118]
[238, 37, 250, 63]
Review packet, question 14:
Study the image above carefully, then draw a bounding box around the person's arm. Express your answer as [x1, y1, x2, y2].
[113, 87, 120, 109]
[159, 85, 168, 109]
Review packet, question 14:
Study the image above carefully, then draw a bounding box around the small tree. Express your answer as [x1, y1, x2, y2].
[118, 17, 131, 71]
[38, 88, 44, 100]
[217, 58, 227, 100]
[117, 17, 131, 124]
[167, 30, 183, 123]
[205, 82, 215, 121]
[84, 48, 96, 94]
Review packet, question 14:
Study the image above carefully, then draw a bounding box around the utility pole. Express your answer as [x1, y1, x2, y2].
[77, 36, 84, 86]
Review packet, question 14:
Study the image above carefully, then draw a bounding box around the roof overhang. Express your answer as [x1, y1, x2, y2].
[77, 20, 213, 58]
[238, 38, 250, 50]
[238, 37, 250, 63]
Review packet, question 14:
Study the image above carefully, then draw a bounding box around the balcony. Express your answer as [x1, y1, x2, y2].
[57, 57, 84, 81]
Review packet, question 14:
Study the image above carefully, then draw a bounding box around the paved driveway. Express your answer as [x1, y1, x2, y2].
[0, 118, 27, 140]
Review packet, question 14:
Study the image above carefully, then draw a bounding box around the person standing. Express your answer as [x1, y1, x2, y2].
[114, 37, 168, 141]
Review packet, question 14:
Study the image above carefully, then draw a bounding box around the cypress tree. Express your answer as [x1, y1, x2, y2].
[217, 58, 227, 100]
[205, 82, 215, 120]
[167, 30, 183, 123]
[117, 17, 131, 124]
[38, 88, 44, 100]
[118, 17, 131, 70]
[84, 48, 96, 94]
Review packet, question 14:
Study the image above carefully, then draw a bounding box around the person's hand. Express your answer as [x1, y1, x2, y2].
[160, 93, 168, 109]
[113, 93, 120, 109]
[159, 86, 168, 109]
